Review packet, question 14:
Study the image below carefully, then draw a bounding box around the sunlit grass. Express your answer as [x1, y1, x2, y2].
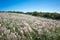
[0, 13, 60, 40]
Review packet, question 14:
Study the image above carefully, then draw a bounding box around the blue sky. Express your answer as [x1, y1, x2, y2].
[0, 0, 60, 12]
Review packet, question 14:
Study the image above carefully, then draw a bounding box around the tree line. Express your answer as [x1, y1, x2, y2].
[25, 11, 60, 20]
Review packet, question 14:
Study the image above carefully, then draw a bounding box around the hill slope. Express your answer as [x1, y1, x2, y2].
[0, 13, 60, 40]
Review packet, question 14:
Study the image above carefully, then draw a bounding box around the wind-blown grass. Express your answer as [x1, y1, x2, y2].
[0, 13, 60, 40]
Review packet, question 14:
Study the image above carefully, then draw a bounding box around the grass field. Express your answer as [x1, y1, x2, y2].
[0, 13, 60, 40]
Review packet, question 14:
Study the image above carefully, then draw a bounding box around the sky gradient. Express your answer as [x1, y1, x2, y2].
[0, 0, 60, 13]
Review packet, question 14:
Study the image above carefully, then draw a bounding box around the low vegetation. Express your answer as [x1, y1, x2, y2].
[0, 12, 60, 40]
